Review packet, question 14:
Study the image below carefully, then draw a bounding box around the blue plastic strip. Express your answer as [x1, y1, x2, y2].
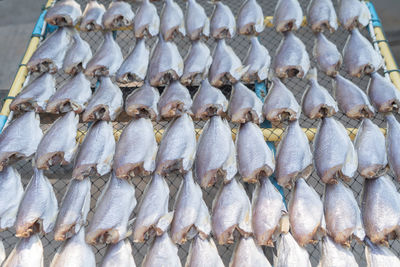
[0, 115, 8, 133]
[366, 2, 382, 28]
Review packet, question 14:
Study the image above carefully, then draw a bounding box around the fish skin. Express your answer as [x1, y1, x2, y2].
[365, 238, 400, 267]
[171, 171, 211, 244]
[386, 114, 400, 181]
[318, 236, 358, 267]
[86, 173, 136, 245]
[80, 0, 105, 31]
[228, 82, 263, 124]
[155, 114, 196, 176]
[54, 178, 91, 241]
[63, 31, 92, 75]
[242, 37, 271, 83]
[142, 232, 182, 267]
[263, 77, 300, 123]
[230, 236, 272, 267]
[354, 118, 388, 178]
[2, 234, 43, 267]
[181, 40, 212, 86]
[101, 239, 136, 267]
[212, 178, 252, 245]
[343, 28, 383, 77]
[252, 177, 286, 246]
[302, 68, 338, 119]
[314, 117, 358, 184]
[160, 0, 185, 41]
[102, 1, 134, 30]
[35, 111, 78, 169]
[273, 0, 303, 32]
[274, 233, 312, 267]
[307, 0, 337, 33]
[362, 175, 400, 245]
[209, 39, 248, 88]
[10, 73, 56, 113]
[191, 79, 228, 120]
[236, 122, 275, 183]
[134, 0, 160, 38]
[367, 72, 400, 113]
[27, 27, 71, 73]
[274, 32, 310, 78]
[113, 118, 157, 179]
[0, 112, 43, 171]
[185, 0, 210, 40]
[338, 0, 370, 31]
[185, 236, 224, 267]
[148, 35, 183, 87]
[237, 0, 265, 36]
[324, 180, 365, 246]
[333, 74, 374, 119]
[116, 38, 149, 87]
[289, 178, 325, 246]
[45, 0, 82, 27]
[194, 116, 237, 188]
[210, 1, 236, 39]
[157, 81, 193, 120]
[82, 76, 123, 122]
[133, 174, 169, 242]
[125, 82, 160, 120]
[15, 168, 58, 238]
[46, 72, 92, 114]
[85, 32, 123, 77]
[0, 166, 24, 230]
[313, 33, 342, 77]
[50, 228, 96, 267]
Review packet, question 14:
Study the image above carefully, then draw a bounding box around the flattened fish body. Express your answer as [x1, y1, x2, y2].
[102, 1, 134, 30]
[307, 0, 337, 33]
[228, 82, 263, 124]
[185, 237, 224, 267]
[181, 40, 212, 86]
[134, 0, 160, 38]
[210, 2, 236, 39]
[273, 0, 303, 32]
[80, 0, 105, 31]
[230, 237, 271, 267]
[242, 37, 271, 83]
[274, 233, 312, 267]
[365, 238, 400, 267]
[142, 232, 182, 267]
[338, 0, 370, 30]
[63, 31, 92, 75]
[161, 0, 185, 41]
[101, 239, 136, 267]
[313, 33, 342, 77]
[45, 0, 82, 26]
[318, 236, 358, 267]
[157, 81, 192, 120]
[386, 114, 400, 181]
[2, 234, 43, 267]
[185, 0, 209, 40]
[237, 0, 265, 36]
[367, 72, 400, 113]
[125, 82, 160, 120]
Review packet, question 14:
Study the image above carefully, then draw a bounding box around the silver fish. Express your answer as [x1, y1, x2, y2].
[63, 31, 92, 75]
[191, 79, 228, 120]
[212, 177, 252, 245]
[116, 38, 149, 87]
[2, 234, 43, 267]
[314, 117, 358, 184]
[263, 77, 301, 123]
[209, 39, 248, 87]
[142, 232, 182, 267]
[242, 36, 271, 83]
[252, 177, 286, 246]
[0, 112, 43, 171]
[274, 232, 312, 267]
[274, 32, 310, 78]
[54, 178, 91, 241]
[45, 0, 82, 26]
[82, 76, 123, 122]
[363, 175, 400, 245]
[237, 0, 265, 36]
[318, 236, 358, 267]
[236, 122, 275, 183]
[50, 228, 96, 267]
[324, 180, 365, 246]
[161, 0, 185, 41]
[125, 82, 160, 120]
[155, 114, 196, 176]
[313, 33, 342, 77]
[133, 174, 169, 242]
[230, 236, 272, 267]
[46, 72, 92, 114]
[386, 114, 400, 181]
[365, 238, 400, 267]
[185, 236, 224, 267]
[338, 0, 370, 31]
[0, 239, 4, 266]
[367, 72, 400, 113]
[15, 168, 58, 238]
[134, 0, 160, 38]
[194, 116, 237, 188]
[101, 239, 136, 267]
[333, 74, 374, 119]
[80, 0, 106, 31]
[10, 73, 56, 113]
[307, 0, 337, 33]
[210, 1, 236, 39]
[0, 167, 24, 230]
[86, 173, 136, 245]
[113, 118, 157, 179]
[354, 118, 387, 178]
[102, 1, 135, 30]
[171, 171, 211, 244]
[35, 111, 78, 169]
[181, 40, 212, 86]
[185, 0, 210, 40]
[228, 82, 263, 124]
[27, 27, 71, 73]
[302, 68, 338, 119]
[157, 81, 192, 120]
[273, 0, 303, 32]
[148, 35, 183, 87]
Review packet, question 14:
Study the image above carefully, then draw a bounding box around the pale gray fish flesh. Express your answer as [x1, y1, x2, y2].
[134, 0, 160, 38]
[274, 232, 312, 267]
[80, 0, 106, 31]
[2, 234, 43, 267]
[273, 0, 303, 32]
[125, 81, 160, 120]
[63, 30, 92, 75]
[242, 36, 271, 83]
[237, 0, 265, 36]
[313, 32, 342, 77]
[185, 0, 210, 40]
[386, 114, 400, 181]
[181, 40, 212, 86]
[102, 1, 135, 30]
[228, 82, 263, 124]
[365, 238, 400, 267]
[210, 1, 236, 39]
[101, 239, 136, 267]
[185, 236, 224, 267]
[142, 232, 182, 267]
[307, 0, 337, 33]
[160, 0, 185, 41]
[318, 236, 358, 267]
[367, 72, 400, 113]
[338, 0, 370, 31]
[230, 236, 271, 267]
[157, 80, 192, 120]
[45, 0, 82, 26]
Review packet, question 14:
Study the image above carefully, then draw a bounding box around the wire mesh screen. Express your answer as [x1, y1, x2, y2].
[2, 0, 399, 266]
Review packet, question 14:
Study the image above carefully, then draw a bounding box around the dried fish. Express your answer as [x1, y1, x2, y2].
[134, 0, 160, 38]
[386, 113, 400, 181]
[142, 232, 181, 267]
[367, 72, 400, 113]
[185, 237, 224, 267]
[185, 0, 209, 40]
[230, 236, 272, 267]
[101, 239, 136, 267]
[242, 37, 271, 83]
[157, 81, 192, 120]
[2, 234, 43, 267]
[313, 33, 342, 77]
[274, 232, 312, 267]
[181, 40, 212, 86]
[318, 236, 358, 267]
[125, 82, 160, 120]
[210, 1, 236, 39]
[237, 0, 265, 36]
[307, 0, 337, 33]
[45, 0, 82, 26]
[160, 0, 185, 41]
[274, 0, 303, 32]
[228, 82, 263, 124]
[102, 1, 134, 30]
[338, 0, 370, 31]
[80, 0, 106, 31]
[365, 238, 400, 267]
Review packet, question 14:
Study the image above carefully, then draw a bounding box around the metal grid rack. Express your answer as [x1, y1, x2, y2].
[1, 0, 399, 266]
